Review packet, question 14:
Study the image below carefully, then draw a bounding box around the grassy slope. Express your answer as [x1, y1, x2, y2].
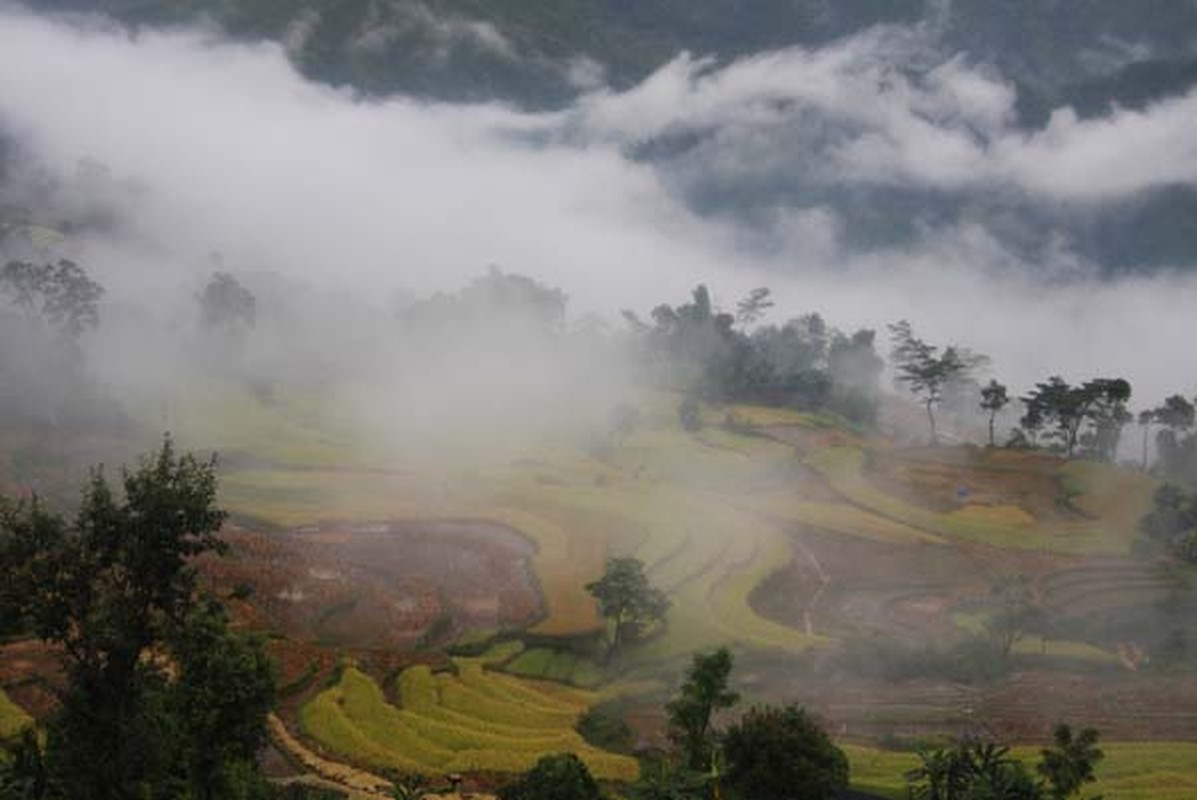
[807, 447, 1155, 554]
[845, 741, 1197, 800]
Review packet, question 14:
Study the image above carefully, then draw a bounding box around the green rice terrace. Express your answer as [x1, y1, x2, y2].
[2, 381, 1195, 798]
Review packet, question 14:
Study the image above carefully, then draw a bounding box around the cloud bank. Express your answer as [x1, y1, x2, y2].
[0, 7, 1194, 403]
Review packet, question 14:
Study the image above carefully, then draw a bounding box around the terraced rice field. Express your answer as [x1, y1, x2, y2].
[210, 392, 1168, 662]
[300, 661, 638, 781]
[9, 383, 1197, 798]
[806, 447, 1133, 553]
[1039, 562, 1179, 616]
[504, 648, 605, 687]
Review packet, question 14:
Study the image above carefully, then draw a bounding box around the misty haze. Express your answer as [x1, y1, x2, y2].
[1, 2, 1196, 799]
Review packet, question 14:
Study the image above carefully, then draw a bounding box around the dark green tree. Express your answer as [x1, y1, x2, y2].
[1138, 484, 1197, 562]
[497, 754, 602, 800]
[585, 557, 669, 658]
[980, 380, 1010, 448]
[735, 287, 774, 329]
[1146, 395, 1197, 480]
[403, 266, 567, 337]
[0, 729, 48, 800]
[0, 439, 276, 800]
[1, 259, 103, 339]
[1020, 377, 1131, 459]
[198, 271, 257, 334]
[629, 759, 707, 800]
[666, 647, 739, 772]
[888, 321, 983, 444]
[906, 739, 1038, 800]
[722, 704, 848, 800]
[1148, 395, 1196, 436]
[171, 596, 276, 800]
[1037, 724, 1103, 800]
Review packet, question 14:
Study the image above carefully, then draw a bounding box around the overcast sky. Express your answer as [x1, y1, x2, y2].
[0, 6, 1194, 400]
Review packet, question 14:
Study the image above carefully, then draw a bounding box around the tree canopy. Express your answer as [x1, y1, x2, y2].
[198, 271, 257, 335]
[497, 753, 602, 800]
[0, 439, 277, 800]
[722, 704, 848, 800]
[629, 285, 883, 425]
[1019, 377, 1132, 459]
[585, 557, 669, 658]
[905, 726, 1103, 800]
[666, 647, 740, 773]
[888, 320, 984, 443]
[0, 259, 103, 339]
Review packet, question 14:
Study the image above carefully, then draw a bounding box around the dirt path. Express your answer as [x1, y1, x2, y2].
[791, 534, 830, 636]
[267, 714, 394, 799]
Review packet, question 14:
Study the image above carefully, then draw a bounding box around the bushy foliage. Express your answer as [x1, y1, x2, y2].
[0, 259, 103, 338]
[666, 647, 739, 772]
[585, 557, 669, 657]
[629, 286, 882, 425]
[906, 740, 1039, 800]
[0, 258, 113, 431]
[1038, 724, 1103, 800]
[1139, 484, 1197, 563]
[198, 271, 256, 333]
[497, 754, 602, 800]
[722, 705, 848, 800]
[1144, 394, 1197, 483]
[171, 597, 277, 799]
[403, 266, 567, 338]
[577, 706, 634, 753]
[905, 726, 1102, 800]
[1019, 377, 1132, 460]
[628, 760, 707, 800]
[889, 320, 985, 444]
[0, 440, 276, 800]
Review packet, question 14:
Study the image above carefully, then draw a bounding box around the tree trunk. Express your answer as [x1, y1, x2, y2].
[608, 611, 623, 661]
[926, 400, 938, 444]
[988, 412, 996, 447]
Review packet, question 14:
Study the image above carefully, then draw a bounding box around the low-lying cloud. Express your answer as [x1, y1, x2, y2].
[0, 6, 1194, 405]
[568, 26, 1197, 201]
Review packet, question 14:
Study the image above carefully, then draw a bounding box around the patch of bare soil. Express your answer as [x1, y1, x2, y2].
[761, 424, 853, 455]
[200, 520, 545, 650]
[0, 639, 62, 718]
[752, 524, 1126, 643]
[752, 527, 992, 641]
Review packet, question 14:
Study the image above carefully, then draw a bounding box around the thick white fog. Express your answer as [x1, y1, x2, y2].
[0, 6, 1194, 402]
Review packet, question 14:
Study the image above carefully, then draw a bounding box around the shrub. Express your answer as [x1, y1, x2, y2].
[577, 705, 634, 753]
[498, 754, 603, 800]
[722, 705, 848, 800]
